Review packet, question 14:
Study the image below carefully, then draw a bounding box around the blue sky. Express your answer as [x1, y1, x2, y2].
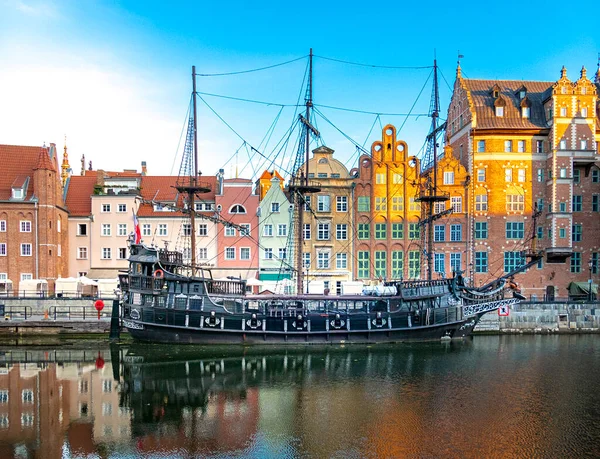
[1, 0, 598, 180]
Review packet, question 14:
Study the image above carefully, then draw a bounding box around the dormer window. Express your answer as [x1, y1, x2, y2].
[494, 95, 506, 117]
[522, 107, 530, 118]
[12, 188, 24, 199]
[519, 90, 526, 99]
[495, 106, 504, 117]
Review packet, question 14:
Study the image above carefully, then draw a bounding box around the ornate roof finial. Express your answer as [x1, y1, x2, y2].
[560, 66, 567, 79]
[581, 66, 587, 79]
[61, 135, 70, 187]
[81, 154, 85, 176]
[596, 53, 600, 84]
[457, 51, 464, 78]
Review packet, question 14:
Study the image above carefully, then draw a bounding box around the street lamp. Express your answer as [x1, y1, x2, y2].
[588, 259, 593, 302]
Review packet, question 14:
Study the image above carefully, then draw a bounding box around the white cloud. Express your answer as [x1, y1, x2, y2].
[6, 0, 59, 18]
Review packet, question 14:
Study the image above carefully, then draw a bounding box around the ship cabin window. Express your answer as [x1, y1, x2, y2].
[190, 296, 203, 310]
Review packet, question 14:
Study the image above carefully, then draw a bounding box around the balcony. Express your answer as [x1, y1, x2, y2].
[545, 246, 572, 264]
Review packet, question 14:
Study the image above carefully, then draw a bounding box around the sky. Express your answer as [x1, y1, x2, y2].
[1, 0, 598, 182]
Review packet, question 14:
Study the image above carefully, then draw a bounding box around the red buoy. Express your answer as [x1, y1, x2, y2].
[94, 300, 105, 320]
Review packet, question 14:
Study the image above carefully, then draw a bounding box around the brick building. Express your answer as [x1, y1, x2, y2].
[446, 64, 600, 298]
[0, 144, 69, 294]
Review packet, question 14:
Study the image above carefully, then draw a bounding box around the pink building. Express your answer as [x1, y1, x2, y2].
[213, 173, 259, 281]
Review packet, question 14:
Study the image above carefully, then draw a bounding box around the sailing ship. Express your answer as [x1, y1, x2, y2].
[119, 54, 543, 344]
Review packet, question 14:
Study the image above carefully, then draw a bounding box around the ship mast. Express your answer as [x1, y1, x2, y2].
[175, 66, 211, 277]
[417, 56, 449, 280]
[290, 49, 320, 294]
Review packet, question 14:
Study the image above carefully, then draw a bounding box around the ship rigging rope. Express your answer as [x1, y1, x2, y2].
[194, 55, 307, 77]
[314, 55, 434, 70]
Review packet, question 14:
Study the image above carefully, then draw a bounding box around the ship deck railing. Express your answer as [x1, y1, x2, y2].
[206, 279, 246, 296]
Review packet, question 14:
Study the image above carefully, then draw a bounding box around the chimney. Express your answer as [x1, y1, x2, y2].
[141, 161, 147, 176]
[217, 168, 225, 195]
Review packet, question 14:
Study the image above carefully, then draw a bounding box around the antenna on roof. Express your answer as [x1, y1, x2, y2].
[457, 51, 464, 65]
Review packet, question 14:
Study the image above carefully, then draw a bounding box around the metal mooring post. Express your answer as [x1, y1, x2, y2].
[109, 298, 121, 340]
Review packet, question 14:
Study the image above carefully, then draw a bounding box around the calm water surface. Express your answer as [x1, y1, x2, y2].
[0, 335, 599, 458]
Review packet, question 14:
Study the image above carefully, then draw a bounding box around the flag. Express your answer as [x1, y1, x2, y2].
[132, 209, 141, 244]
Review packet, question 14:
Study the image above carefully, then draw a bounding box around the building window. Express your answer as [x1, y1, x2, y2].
[408, 223, 420, 240]
[443, 171, 454, 185]
[475, 222, 488, 239]
[477, 140, 485, 152]
[225, 247, 235, 260]
[593, 169, 600, 183]
[434, 202, 445, 214]
[358, 251, 370, 279]
[101, 224, 111, 236]
[450, 253, 461, 273]
[357, 196, 370, 212]
[516, 169, 526, 182]
[0, 243, 6, 256]
[271, 202, 280, 213]
[375, 223, 387, 239]
[434, 253, 445, 273]
[142, 224, 151, 236]
[391, 251, 403, 278]
[573, 169, 581, 183]
[336, 224, 348, 240]
[158, 224, 167, 236]
[580, 140, 588, 150]
[559, 202, 566, 213]
[477, 169, 485, 182]
[304, 196, 311, 211]
[581, 107, 588, 117]
[117, 204, 126, 213]
[537, 169, 544, 182]
[392, 223, 404, 239]
[303, 224, 311, 240]
[118, 248, 127, 259]
[278, 248, 287, 260]
[506, 194, 524, 212]
[20, 221, 31, 232]
[317, 223, 330, 240]
[317, 195, 331, 212]
[560, 107, 567, 117]
[536, 140, 544, 153]
[77, 247, 88, 259]
[375, 197, 387, 211]
[375, 173, 386, 184]
[409, 197, 421, 212]
[572, 224, 582, 242]
[573, 195, 582, 212]
[536, 198, 544, 212]
[264, 248, 273, 259]
[102, 248, 111, 259]
[392, 173, 403, 184]
[391, 197, 404, 211]
[198, 248, 208, 260]
[0, 220, 5, 232]
[570, 252, 581, 273]
[0, 390, 8, 404]
[451, 196, 462, 213]
[537, 226, 544, 240]
[118, 224, 127, 236]
[475, 252, 488, 273]
[317, 250, 330, 269]
[101, 204, 111, 213]
[336, 196, 348, 212]
[517, 140, 525, 153]
[263, 224, 273, 237]
[505, 168, 513, 182]
[408, 251, 420, 279]
[560, 139, 567, 150]
[277, 224, 287, 237]
[475, 194, 488, 212]
[374, 251, 386, 279]
[506, 222, 525, 239]
[317, 173, 327, 179]
[522, 107, 530, 118]
[230, 204, 246, 214]
[591, 253, 599, 274]
[336, 253, 347, 270]
[358, 223, 370, 239]
[496, 106, 504, 117]
[504, 252, 525, 273]
[592, 195, 599, 212]
[303, 252, 311, 268]
[450, 224, 462, 242]
[434, 225, 445, 242]
[20, 243, 32, 256]
[504, 140, 512, 152]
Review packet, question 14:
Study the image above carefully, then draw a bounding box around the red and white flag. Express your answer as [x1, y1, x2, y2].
[132, 209, 141, 244]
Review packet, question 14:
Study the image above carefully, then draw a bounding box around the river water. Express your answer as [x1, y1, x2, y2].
[0, 335, 599, 458]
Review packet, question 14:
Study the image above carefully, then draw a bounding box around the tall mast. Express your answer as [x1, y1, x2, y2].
[190, 65, 198, 275]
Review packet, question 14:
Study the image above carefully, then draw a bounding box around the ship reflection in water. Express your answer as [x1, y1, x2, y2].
[0, 336, 600, 457]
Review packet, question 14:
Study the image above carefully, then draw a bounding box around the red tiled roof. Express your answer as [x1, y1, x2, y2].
[0, 144, 52, 200]
[35, 145, 57, 171]
[463, 79, 554, 130]
[65, 175, 98, 216]
[137, 175, 217, 217]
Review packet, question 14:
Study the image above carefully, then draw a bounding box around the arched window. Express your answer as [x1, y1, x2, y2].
[229, 204, 247, 214]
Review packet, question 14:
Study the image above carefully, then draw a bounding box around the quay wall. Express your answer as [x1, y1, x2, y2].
[475, 302, 600, 334]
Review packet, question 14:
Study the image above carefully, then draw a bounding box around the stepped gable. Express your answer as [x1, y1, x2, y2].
[463, 79, 554, 129]
[137, 175, 217, 217]
[64, 171, 98, 216]
[0, 144, 53, 200]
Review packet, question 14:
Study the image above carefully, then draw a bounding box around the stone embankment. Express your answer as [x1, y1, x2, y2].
[475, 301, 600, 334]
